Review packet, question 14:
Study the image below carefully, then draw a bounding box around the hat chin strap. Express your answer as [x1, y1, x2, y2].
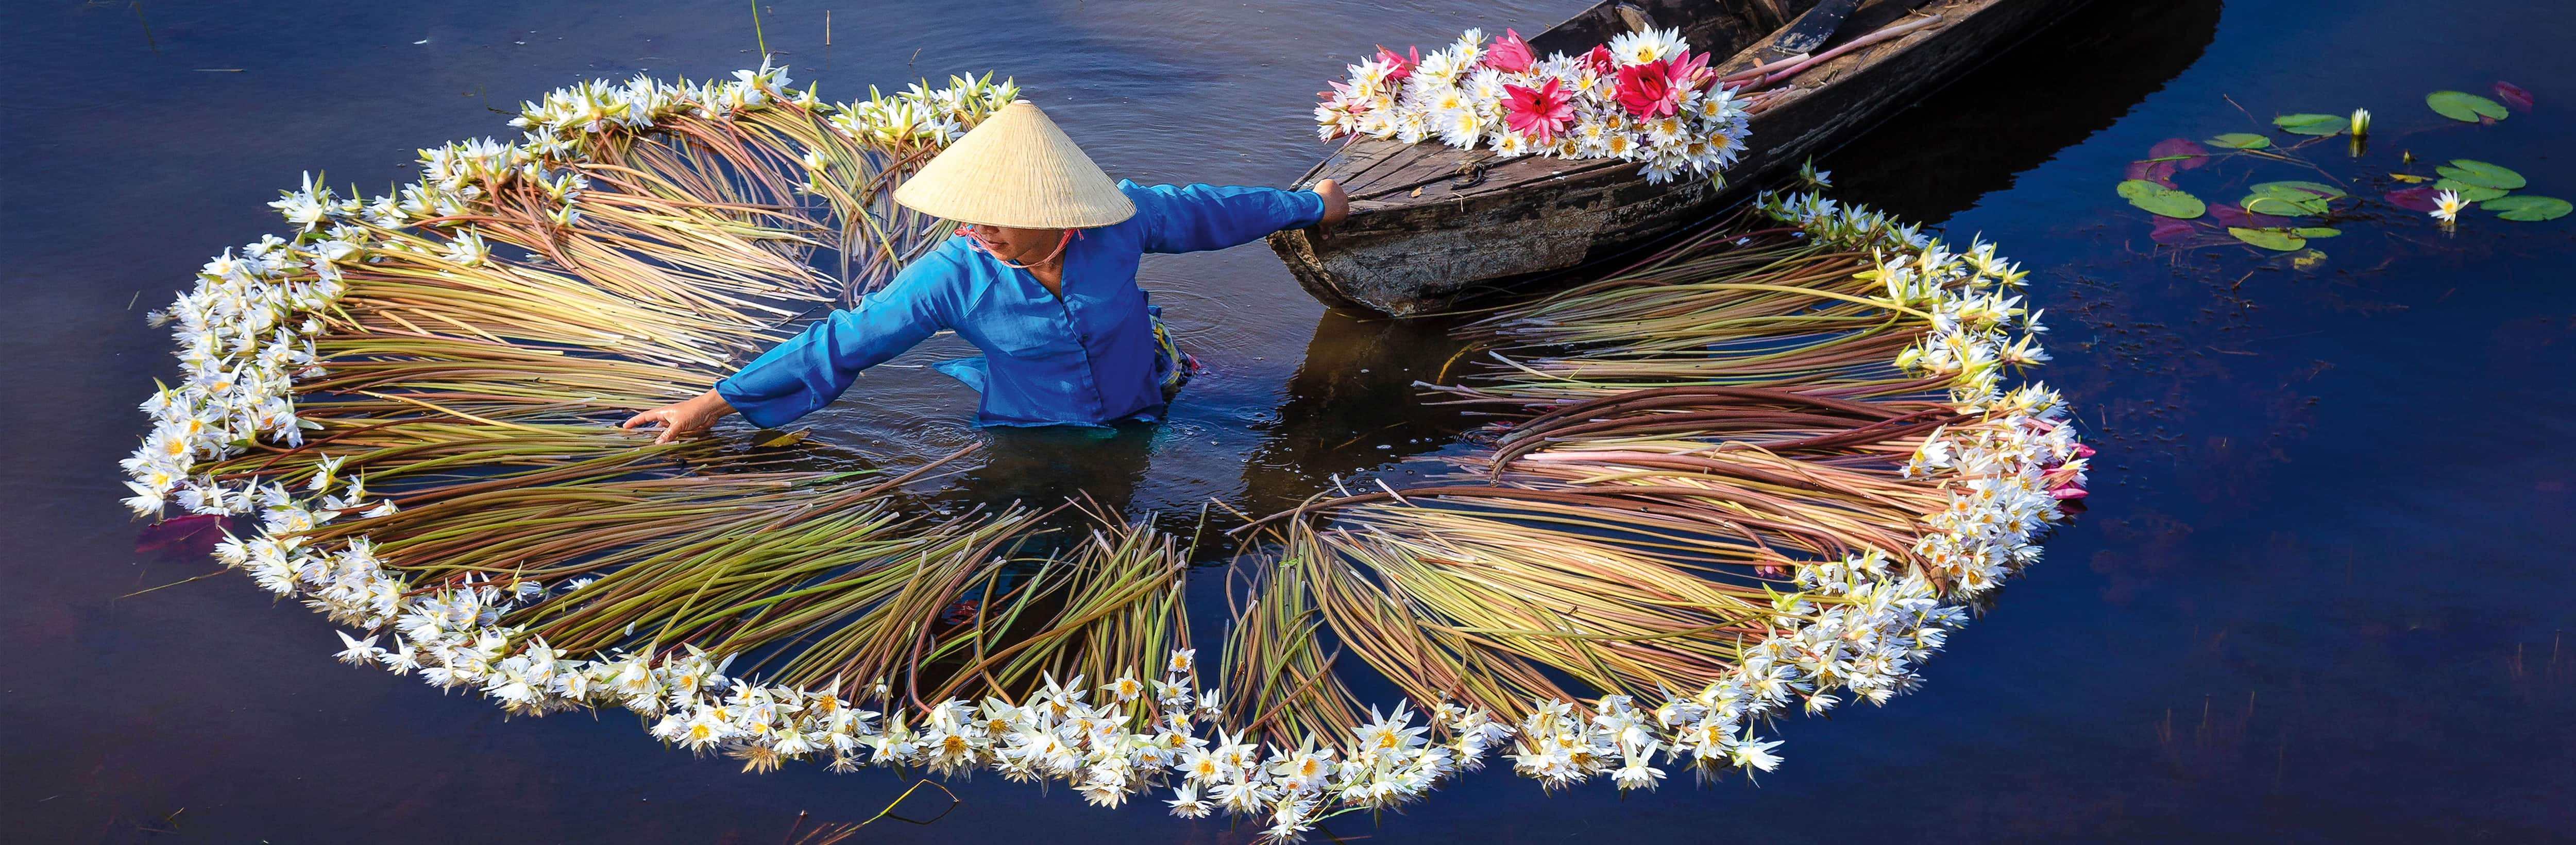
[962, 226, 1079, 270]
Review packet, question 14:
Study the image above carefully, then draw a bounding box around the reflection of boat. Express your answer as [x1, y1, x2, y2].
[1233, 310, 1482, 515]
[1825, 0, 2223, 222]
[1267, 0, 2098, 316]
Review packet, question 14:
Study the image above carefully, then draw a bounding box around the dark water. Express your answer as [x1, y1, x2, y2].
[7, 0, 2573, 841]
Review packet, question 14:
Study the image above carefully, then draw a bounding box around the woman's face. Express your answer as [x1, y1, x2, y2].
[963, 224, 1069, 264]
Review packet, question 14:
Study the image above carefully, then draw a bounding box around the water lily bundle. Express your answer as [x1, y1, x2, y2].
[1316, 27, 1752, 183]
[122, 64, 2080, 842]
[1224, 191, 2086, 814]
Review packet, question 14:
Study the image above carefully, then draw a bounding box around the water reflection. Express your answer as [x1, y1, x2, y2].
[1235, 308, 1484, 512]
[1828, 0, 2225, 221]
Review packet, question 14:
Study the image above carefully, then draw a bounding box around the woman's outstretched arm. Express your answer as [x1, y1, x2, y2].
[1129, 179, 1348, 254]
[625, 253, 960, 440]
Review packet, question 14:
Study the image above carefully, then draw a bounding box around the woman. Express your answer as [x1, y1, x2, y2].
[624, 100, 1348, 441]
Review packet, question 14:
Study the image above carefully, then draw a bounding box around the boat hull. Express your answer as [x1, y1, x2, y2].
[1268, 0, 2089, 316]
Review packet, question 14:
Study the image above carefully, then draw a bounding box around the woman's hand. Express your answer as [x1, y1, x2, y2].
[1313, 178, 1349, 229]
[621, 388, 739, 444]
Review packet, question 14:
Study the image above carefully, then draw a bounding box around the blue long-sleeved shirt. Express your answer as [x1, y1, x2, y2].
[716, 181, 1326, 427]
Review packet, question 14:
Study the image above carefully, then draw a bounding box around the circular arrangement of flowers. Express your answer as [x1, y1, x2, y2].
[123, 61, 2083, 840]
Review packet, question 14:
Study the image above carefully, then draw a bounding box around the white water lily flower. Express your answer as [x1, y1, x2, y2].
[2430, 188, 2464, 223]
[1606, 27, 1687, 65]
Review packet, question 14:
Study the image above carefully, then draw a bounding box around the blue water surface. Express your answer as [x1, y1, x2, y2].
[3, 0, 2569, 841]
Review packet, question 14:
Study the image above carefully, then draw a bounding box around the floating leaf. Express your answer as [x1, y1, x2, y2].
[2388, 173, 2432, 183]
[2442, 159, 2526, 189]
[2126, 186, 2206, 219]
[756, 428, 812, 448]
[2427, 90, 2509, 122]
[2228, 227, 2306, 251]
[2432, 179, 2510, 202]
[2122, 159, 2177, 187]
[2250, 180, 2347, 199]
[2147, 216, 2199, 245]
[2290, 227, 2341, 238]
[2205, 132, 2271, 149]
[2290, 249, 2329, 272]
[2149, 138, 2210, 170]
[2483, 195, 2571, 221]
[2273, 113, 2349, 135]
[2383, 186, 2441, 212]
[2209, 203, 2292, 229]
[2493, 80, 2534, 111]
[2115, 179, 2165, 200]
[2242, 193, 2327, 216]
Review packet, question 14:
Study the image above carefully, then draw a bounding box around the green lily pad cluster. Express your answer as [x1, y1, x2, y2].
[2243, 181, 2344, 216]
[2119, 82, 2563, 256]
[2224, 182, 2347, 250]
[2433, 159, 2570, 221]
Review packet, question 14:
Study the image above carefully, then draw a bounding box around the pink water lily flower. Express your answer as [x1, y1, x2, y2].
[1484, 28, 1534, 73]
[1672, 49, 1713, 92]
[1374, 45, 1418, 81]
[1502, 77, 1575, 142]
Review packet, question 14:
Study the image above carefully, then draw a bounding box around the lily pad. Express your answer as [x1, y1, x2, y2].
[2228, 227, 2306, 251]
[2432, 179, 2510, 202]
[2273, 113, 2349, 135]
[2116, 179, 2165, 200]
[2290, 227, 2341, 238]
[2149, 138, 2210, 170]
[2483, 195, 2571, 221]
[2251, 180, 2347, 200]
[2241, 188, 2328, 216]
[2427, 90, 2509, 123]
[2441, 159, 2526, 189]
[2126, 185, 2206, 219]
[2206, 132, 2272, 149]
[2210, 203, 2292, 229]
[2148, 216, 2199, 245]
[2123, 159, 2177, 187]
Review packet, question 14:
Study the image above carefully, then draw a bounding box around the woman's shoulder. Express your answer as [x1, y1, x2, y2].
[866, 237, 990, 307]
[899, 236, 988, 280]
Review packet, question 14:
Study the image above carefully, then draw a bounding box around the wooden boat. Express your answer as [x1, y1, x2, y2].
[1267, 0, 2094, 316]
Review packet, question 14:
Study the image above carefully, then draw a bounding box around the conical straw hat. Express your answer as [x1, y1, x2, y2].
[893, 100, 1136, 229]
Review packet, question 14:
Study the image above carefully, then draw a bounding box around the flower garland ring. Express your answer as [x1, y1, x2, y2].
[121, 61, 2084, 841]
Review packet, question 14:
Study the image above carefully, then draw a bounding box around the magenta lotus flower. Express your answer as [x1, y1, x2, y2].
[1615, 59, 1676, 118]
[1485, 28, 1534, 73]
[1503, 77, 1575, 142]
